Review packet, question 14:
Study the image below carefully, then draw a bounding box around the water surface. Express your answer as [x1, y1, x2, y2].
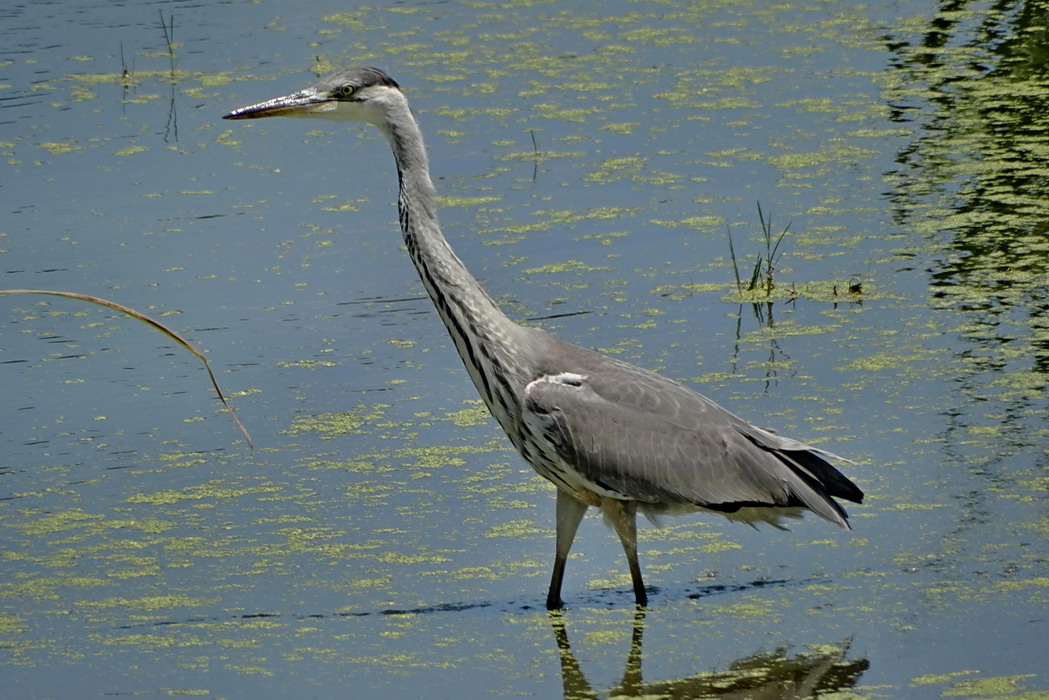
[3, 1, 1048, 697]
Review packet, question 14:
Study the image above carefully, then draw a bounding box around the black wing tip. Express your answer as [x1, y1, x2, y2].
[792, 449, 865, 504]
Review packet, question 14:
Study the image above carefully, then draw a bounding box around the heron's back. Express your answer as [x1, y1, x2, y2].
[515, 330, 863, 527]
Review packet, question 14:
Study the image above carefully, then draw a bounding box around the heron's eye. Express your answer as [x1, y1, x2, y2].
[336, 85, 356, 99]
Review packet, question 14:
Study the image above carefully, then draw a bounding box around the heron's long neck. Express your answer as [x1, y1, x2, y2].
[379, 104, 532, 418]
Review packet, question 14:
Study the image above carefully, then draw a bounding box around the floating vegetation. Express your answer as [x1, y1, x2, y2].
[283, 404, 391, 439]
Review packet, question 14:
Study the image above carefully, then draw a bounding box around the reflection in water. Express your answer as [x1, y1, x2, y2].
[879, 1, 1049, 569]
[883, 2, 1049, 395]
[728, 288, 863, 390]
[875, 7, 1049, 648]
[160, 14, 179, 144]
[731, 302, 788, 390]
[549, 611, 868, 699]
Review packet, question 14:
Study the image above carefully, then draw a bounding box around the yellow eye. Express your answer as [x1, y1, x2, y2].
[337, 85, 355, 98]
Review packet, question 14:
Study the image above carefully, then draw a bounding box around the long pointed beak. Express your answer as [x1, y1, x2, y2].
[222, 89, 328, 120]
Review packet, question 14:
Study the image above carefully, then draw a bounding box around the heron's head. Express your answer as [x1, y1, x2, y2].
[222, 66, 403, 125]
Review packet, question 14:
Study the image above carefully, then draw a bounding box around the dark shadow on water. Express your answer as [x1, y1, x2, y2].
[537, 577, 801, 611]
[116, 576, 816, 631]
[330, 577, 806, 618]
[550, 608, 869, 699]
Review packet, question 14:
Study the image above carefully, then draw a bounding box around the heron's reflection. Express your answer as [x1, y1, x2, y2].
[549, 609, 868, 698]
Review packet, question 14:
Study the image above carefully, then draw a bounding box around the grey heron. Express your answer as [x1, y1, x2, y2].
[223, 67, 863, 609]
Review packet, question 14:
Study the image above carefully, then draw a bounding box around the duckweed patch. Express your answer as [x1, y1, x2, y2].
[283, 404, 392, 439]
[127, 482, 281, 506]
[443, 404, 490, 428]
[76, 595, 219, 611]
[521, 260, 613, 276]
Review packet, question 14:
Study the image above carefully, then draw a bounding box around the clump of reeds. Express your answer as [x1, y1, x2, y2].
[728, 203, 791, 300]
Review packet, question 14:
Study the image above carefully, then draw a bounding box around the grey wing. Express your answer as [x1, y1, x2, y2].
[522, 353, 862, 528]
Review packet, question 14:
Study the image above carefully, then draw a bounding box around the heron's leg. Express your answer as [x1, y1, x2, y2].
[547, 489, 588, 610]
[602, 497, 647, 607]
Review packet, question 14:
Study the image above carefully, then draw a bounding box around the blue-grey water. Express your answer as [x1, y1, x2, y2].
[3, 1, 1048, 697]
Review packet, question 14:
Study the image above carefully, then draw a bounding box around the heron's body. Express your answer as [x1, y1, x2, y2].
[224, 67, 863, 608]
